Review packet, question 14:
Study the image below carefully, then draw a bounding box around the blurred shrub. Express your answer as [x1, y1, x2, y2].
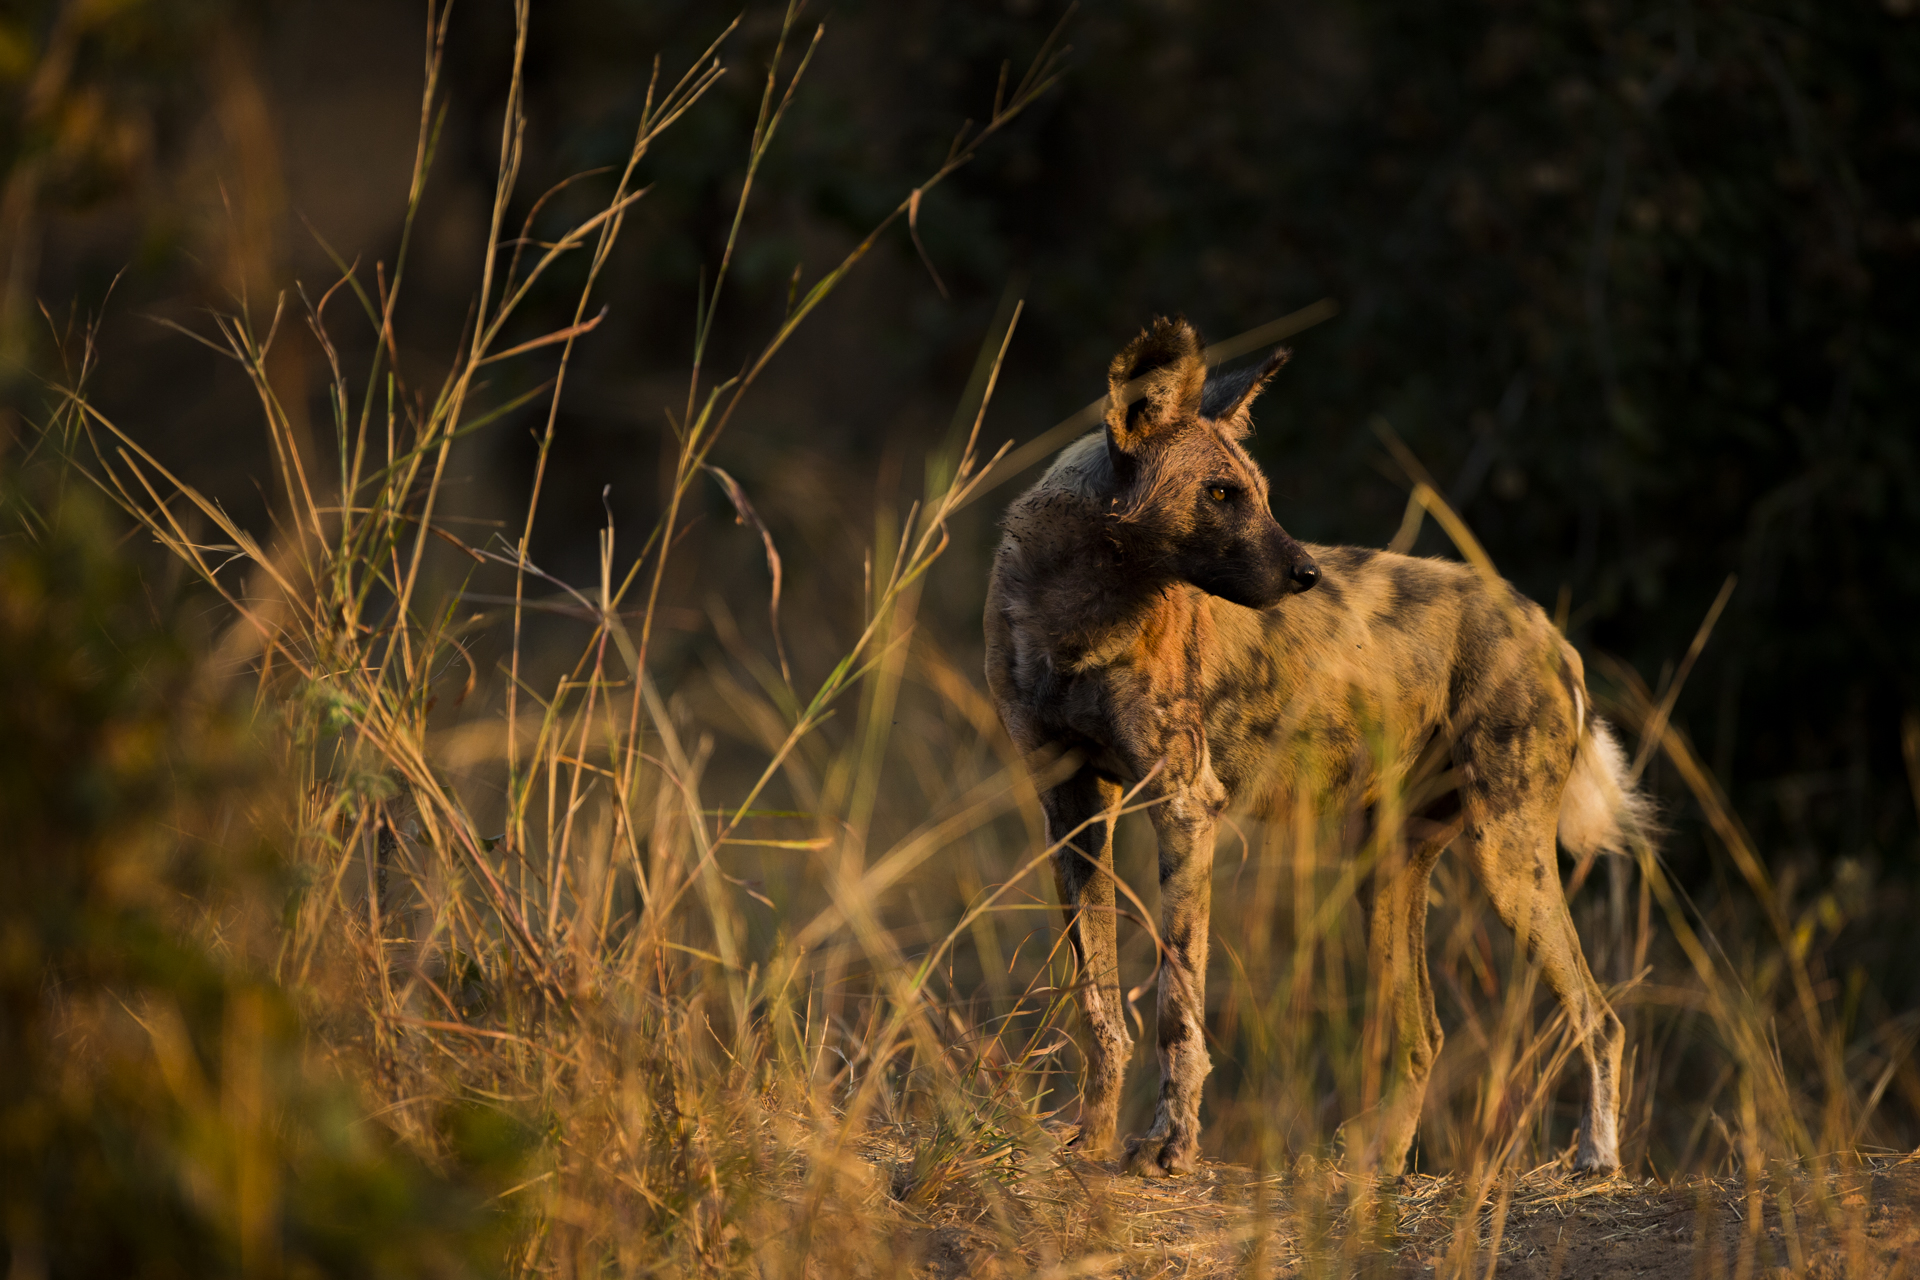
[0, 467, 506, 1278]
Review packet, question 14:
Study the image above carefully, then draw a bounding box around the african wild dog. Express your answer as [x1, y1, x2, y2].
[984, 317, 1654, 1178]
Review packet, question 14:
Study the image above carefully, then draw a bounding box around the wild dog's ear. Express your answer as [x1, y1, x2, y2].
[1200, 346, 1290, 440]
[1104, 317, 1206, 456]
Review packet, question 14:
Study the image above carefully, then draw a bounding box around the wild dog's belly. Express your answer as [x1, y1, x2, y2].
[1201, 689, 1421, 819]
[1198, 665, 1384, 808]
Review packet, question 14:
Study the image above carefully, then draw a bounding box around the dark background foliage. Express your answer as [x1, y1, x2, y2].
[4, 0, 1916, 1003]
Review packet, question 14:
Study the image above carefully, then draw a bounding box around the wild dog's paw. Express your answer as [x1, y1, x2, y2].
[1570, 1110, 1621, 1177]
[1060, 1122, 1118, 1161]
[1123, 1130, 1197, 1178]
[1569, 1147, 1621, 1179]
[1330, 1114, 1418, 1186]
[1039, 1119, 1085, 1155]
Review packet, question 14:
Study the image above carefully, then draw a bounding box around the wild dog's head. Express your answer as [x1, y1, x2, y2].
[1103, 316, 1319, 608]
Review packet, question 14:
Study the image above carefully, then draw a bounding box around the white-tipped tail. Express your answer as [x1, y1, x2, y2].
[1558, 717, 1658, 859]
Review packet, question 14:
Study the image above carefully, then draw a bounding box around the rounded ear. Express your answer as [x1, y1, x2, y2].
[1201, 346, 1291, 440]
[1104, 317, 1206, 454]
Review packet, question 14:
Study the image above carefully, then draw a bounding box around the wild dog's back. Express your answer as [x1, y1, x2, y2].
[1198, 544, 1585, 813]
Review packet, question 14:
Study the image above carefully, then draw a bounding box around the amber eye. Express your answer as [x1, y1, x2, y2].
[1208, 485, 1231, 503]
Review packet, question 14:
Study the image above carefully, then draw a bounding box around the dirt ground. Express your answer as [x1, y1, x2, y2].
[879, 1146, 1920, 1278]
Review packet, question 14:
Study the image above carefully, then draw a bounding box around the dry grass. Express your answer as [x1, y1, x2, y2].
[33, 3, 1920, 1276]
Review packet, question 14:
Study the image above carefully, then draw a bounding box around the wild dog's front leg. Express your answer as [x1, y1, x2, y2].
[1041, 769, 1133, 1156]
[1125, 765, 1225, 1178]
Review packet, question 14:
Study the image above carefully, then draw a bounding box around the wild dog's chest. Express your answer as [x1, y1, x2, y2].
[1015, 653, 1108, 737]
[1009, 611, 1221, 783]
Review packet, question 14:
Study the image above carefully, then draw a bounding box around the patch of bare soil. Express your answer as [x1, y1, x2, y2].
[871, 1144, 1920, 1278]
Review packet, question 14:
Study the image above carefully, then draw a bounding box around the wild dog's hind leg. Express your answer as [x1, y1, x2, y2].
[1125, 768, 1224, 1178]
[1547, 892, 1624, 1172]
[1369, 835, 1449, 1175]
[1461, 813, 1624, 1174]
[1043, 769, 1133, 1156]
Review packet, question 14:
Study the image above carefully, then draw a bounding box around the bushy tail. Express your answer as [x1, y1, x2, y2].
[1557, 715, 1660, 860]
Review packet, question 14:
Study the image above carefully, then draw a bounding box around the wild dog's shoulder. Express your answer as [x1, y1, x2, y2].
[1002, 432, 1111, 522]
[994, 434, 1112, 566]
[1034, 430, 1113, 501]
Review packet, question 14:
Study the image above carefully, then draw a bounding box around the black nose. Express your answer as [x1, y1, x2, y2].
[1290, 560, 1320, 592]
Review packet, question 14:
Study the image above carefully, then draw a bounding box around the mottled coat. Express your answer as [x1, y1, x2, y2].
[985, 318, 1653, 1178]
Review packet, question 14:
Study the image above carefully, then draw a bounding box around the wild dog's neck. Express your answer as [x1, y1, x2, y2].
[997, 470, 1184, 668]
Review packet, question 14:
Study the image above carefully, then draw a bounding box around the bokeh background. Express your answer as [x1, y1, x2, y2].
[5, 0, 1920, 1196]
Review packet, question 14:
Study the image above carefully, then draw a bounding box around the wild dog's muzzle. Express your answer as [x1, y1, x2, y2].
[1215, 527, 1318, 609]
[1275, 530, 1318, 596]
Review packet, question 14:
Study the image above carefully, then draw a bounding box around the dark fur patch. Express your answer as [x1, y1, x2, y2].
[1392, 563, 1439, 606]
[1319, 546, 1376, 572]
